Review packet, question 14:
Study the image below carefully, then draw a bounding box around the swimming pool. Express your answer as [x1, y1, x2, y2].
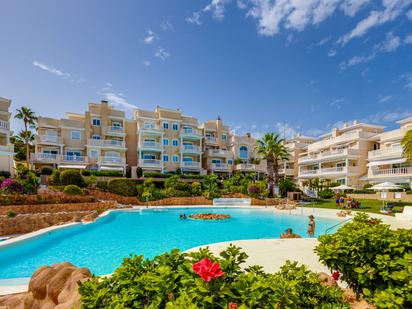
[0, 207, 341, 280]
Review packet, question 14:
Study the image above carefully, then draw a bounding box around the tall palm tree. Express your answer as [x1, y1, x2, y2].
[401, 129, 412, 162]
[255, 133, 289, 197]
[14, 107, 37, 166]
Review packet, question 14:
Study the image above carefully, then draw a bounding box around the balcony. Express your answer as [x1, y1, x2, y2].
[139, 159, 162, 169]
[31, 153, 59, 163]
[369, 167, 412, 177]
[181, 128, 202, 139]
[139, 141, 162, 151]
[278, 168, 295, 176]
[307, 131, 376, 152]
[0, 120, 9, 131]
[182, 144, 200, 153]
[298, 148, 360, 164]
[99, 156, 126, 165]
[138, 125, 162, 135]
[181, 161, 201, 169]
[209, 163, 231, 171]
[0, 144, 14, 154]
[103, 125, 126, 137]
[368, 146, 403, 160]
[87, 139, 126, 148]
[36, 135, 63, 144]
[61, 155, 88, 164]
[234, 164, 256, 171]
[206, 149, 232, 157]
[205, 136, 217, 144]
[299, 166, 358, 178]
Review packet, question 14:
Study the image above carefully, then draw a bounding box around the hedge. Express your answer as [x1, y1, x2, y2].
[63, 185, 84, 195]
[107, 179, 138, 196]
[60, 170, 86, 187]
[81, 170, 124, 177]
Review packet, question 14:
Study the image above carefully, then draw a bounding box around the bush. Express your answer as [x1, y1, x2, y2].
[81, 170, 91, 176]
[316, 213, 412, 308]
[0, 171, 11, 178]
[7, 211, 16, 218]
[63, 185, 84, 195]
[49, 169, 61, 185]
[202, 175, 220, 199]
[40, 166, 54, 175]
[79, 246, 348, 308]
[165, 175, 180, 189]
[136, 167, 143, 178]
[318, 188, 334, 199]
[96, 180, 108, 192]
[21, 171, 39, 194]
[247, 184, 260, 198]
[279, 177, 298, 198]
[191, 182, 202, 196]
[107, 179, 138, 196]
[60, 170, 86, 187]
[0, 179, 24, 194]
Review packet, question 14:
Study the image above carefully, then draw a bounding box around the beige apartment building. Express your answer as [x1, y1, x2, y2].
[130, 106, 203, 175]
[32, 101, 127, 173]
[297, 121, 384, 189]
[230, 133, 265, 174]
[367, 117, 412, 187]
[201, 118, 233, 175]
[282, 134, 316, 179]
[0, 97, 14, 176]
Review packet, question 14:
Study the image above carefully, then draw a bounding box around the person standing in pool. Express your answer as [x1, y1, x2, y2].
[307, 215, 315, 237]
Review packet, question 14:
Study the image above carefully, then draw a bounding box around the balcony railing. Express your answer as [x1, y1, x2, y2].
[205, 136, 217, 143]
[299, 169, 318, 176]
[0, 120, 9, 130]
[32, 153, 58, 162]
[279, 168, 295, 175]
[183, 145, 200, 152]
[138, 125, 161, 134]
[370, 167, 412, 176]
[368, 146, 403, 159]
[206, 149, 232, 157]
[298, 149, 359, 164]
[104, 126, 125, 136]
[100, 156, 126, 164]
[181, 161, 201, 168]
[88, 139, 125, 148]
[235, 164, 256, 171]
[139, 141, 162, 149]
[209, 163, 230, 170]
[299, 166, 351, 176]
[181, 128, 202, 137]
[321, 167, 346, 174]
[139, 159, 162, 168]
[61, 155, 87, 163]
[37, 135, 63, 144]
[307, 131, 376, 152]
[0, 144, 14, 153]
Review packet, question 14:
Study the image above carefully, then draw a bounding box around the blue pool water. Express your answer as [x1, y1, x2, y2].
[0, 207, 341, 279]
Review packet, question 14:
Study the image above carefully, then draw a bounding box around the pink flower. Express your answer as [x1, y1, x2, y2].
[192, 258, 225, 282]
[332, 271, 340, 281]
[228, 303, 238, 309]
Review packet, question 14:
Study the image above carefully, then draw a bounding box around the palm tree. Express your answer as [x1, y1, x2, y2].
[14, 107, 37, 166]
[255, 133, 289, 197]
[401, 129, 412, 162]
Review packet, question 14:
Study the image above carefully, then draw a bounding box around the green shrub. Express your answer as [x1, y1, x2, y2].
[60, 170, 86, 187]
[7, 211, 16, 218]
[63, 185, 84, 195]
[202, 175, 220, 199]
[40, 166, 54, 175]
[0, 171, 11, 178]
[279, 177, 298, 198]
[107, 179, 138, 196]
[96, 180, 108, 192]
[318, 188, 334, 199]
[316, 213, 412, 308]
[165, 175, 180, 189]
[49, 169, 61, 185]
[79, 246, 348, 308]
[247, 184, 260, 198]
[81, 170, 91, 176]
[191, 182, 202, 196]
[21, 171, 39, 194]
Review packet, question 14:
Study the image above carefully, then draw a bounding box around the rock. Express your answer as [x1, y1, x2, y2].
[0, 262, 92, 309]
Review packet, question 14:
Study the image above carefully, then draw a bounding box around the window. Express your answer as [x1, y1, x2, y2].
[144, 122, 155, 129]
[112, 121, 122, 128]
[336, 179, 346, 185]
[183, 157, 193, 162]
[172, 139, 179, 147]
[163, 138, 169, 146]
[173, 155, 179, 162]
[92, 135, 101, 140]
[212, 159, 221, 164]
[239, 146, 248, 159]
[228, 160, 233, 165]
[221, 134, 227, 141]
[143, 154, 156, 160]
[163, 122, 169, 130]
[71, 131, 81, 140]
[89, 150, 99, 158]
[163, 155, 169, 162]
[92, 118, 101, 126]
[172, 123, 179, 131]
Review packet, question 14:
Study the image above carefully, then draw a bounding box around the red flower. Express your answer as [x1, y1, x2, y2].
[228, 303, 238, 309]
[332, 271, 340, 281]
[192, 258, 225, 282]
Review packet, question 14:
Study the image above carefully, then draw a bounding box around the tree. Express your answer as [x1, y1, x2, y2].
[14, 131, 35, 163]
[401, 129, 412, 162]
[14, 107, 37, 166]
[255, 133, 289, 197]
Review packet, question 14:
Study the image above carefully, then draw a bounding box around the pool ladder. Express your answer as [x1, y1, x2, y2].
[324, 218, 352, 234]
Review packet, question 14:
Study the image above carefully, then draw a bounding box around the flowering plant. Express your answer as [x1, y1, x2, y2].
[192, 258, 225, 282]
[0, 179, 24, 194]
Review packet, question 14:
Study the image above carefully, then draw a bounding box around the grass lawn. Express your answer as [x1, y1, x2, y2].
[303, 198, 410, 215]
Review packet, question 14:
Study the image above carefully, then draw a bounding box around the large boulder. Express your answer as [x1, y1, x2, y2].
[0, 262, 92, 309]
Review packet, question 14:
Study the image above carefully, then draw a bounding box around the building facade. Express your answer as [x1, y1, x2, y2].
[0, 97, 14, 176]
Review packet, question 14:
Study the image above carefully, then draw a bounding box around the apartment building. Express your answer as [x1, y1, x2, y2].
[297, 121, 384, 189]
[131, 106, 203, 175]
[282, 134, 316, 179]
[0, 97, 14, 176]
[201, 117, 233, 175]
[32, 101, 127, 173]
[229, 133, 264, 175]
[367, 117, 412, 187]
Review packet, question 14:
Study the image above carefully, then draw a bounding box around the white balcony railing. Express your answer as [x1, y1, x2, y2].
[139, 159, 162, 167]
[0, 144, 14, 153]
[183, 145, 200, 152]
[181, 128, 202, 137]
[104, 126, 125, 135]
[100, 156, 126, 164]
[321, 167, 346, 174]
[88, 139, 125, 148]
[140, 141, 162, 149]
[61, 155, 87, 163]
[37, 135, 62, 144]
[368, 146, 403, 159]
[209, 163, 230, 170]
[371, 167, 412, 176]
[235, 164, 256, 171]
[181, 161, 201, 168]
[299, 169, 318, 176]
[279, 168, 294, 175]
[298, 149, 358, 164]
[33, 153, 58, 161]
[207, 149, 231, 157]
[0, 120, 9, 130]
[138, 124, 161, 133]
[205, 136, 217, 143]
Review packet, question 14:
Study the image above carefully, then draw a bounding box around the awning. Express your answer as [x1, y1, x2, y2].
[100, 166, 124, 171]
[58, 164, 87, 169]
[367, 158, 406, 167]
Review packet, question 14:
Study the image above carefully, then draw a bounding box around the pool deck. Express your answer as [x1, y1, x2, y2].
[1, 205, 411, 296]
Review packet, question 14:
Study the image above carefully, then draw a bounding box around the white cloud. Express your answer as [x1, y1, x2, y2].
[104, 92, 137, 110]
[316, 36, 330, 46]
[306, 127, 327, 137]
[237, 0, 247, 9]
[407, 9, 412, 19]
[404, 34, 412, 44]
[155, 48, 170, 61]
[33, 60, 70, 78]
[274, 122, 300, 139]
[329, 97, 344, 109]
[376, 31, 400, 52]
[339, 54, 375, 70]
[203, 0, 231, 21]
[378, 94, 393, 103]
[160, 21, 174, 31]
[362, 110, 412, 123]
[186, 12, 202, 25]
[338, 0, 411, 45]
[340, 0, 371, 16]
[144, 30, 156, 44]
[143, 61, 151, 67]
[328, 49, 337, 57]
[404, 73, 412, 89]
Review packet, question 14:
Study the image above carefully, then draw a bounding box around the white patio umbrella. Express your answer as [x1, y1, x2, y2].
[370, 182, 403, 209]
[332, 184, 355, 192]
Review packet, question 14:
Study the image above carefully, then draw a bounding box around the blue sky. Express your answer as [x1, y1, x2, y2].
[1, 0, 412, 138]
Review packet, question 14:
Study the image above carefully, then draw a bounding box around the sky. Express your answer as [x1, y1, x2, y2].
[1, 0, 412, 138]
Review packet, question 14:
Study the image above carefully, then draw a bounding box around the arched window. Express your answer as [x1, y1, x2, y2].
[239, 146, 248, 159]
